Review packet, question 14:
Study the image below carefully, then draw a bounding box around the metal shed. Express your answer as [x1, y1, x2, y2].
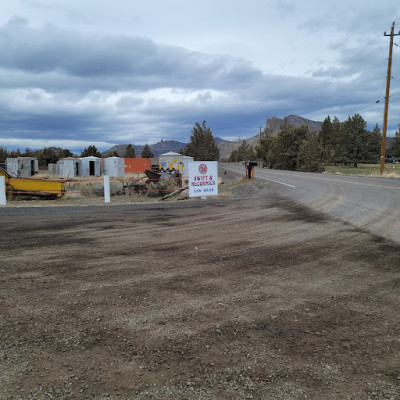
[57, 158, 82, 178]
[158, 152, 194, 176]
[104, 157, 125, 177]
[182, 156, 194, 177]
[48, 163, 57, 175]
[6, 157, 39, 178]
[81, 156, 102, 177]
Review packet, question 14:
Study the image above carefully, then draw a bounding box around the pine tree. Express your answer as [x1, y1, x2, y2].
[0, 147, 9, 162]
[141, 144, 154, 158]
[228, 140, 255, 162]
[107, 150, 120, 157]
[390, 126, 400, 157]
[23, 147, 33, 157]
[38, 148, 58, 166]
[57, 149, 74, 158]
[255, 128, 276, 167]
[318, 116, 333, 148]
[10, 149, 22, 158]
[81, 145, 102, 157]
[124, 144, 136, 158]
[184, 121, 219, 161]
[272, 124, 309, 171]
[297, 133, 326, 172]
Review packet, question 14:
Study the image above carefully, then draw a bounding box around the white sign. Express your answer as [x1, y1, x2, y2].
[188, 161, 218, 197]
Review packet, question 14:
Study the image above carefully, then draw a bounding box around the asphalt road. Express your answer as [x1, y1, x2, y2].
[222, 163, 400, 244]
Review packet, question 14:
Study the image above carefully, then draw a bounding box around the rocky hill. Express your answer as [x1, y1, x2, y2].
[266, 115, 323, 136]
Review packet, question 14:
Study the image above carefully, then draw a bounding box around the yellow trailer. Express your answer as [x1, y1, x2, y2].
[0, 168, 65, 199]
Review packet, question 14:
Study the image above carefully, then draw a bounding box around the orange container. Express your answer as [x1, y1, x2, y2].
[124, 158, 152, 173]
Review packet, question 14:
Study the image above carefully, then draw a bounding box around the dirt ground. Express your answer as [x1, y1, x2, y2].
[1, 170, 400, 399]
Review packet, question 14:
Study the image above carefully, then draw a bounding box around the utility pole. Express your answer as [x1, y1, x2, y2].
[380, 22, 400, 175]
[258, 126, 262, 167]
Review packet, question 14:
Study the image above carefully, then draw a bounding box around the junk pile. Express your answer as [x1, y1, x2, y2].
[144, 168, 181, 198]
[122, 168, 184, 198]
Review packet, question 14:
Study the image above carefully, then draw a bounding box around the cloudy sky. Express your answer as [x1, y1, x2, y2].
[1, 0, 400, 152]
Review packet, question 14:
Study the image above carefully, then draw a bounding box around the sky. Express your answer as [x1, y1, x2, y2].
[1, 0, 400, 153]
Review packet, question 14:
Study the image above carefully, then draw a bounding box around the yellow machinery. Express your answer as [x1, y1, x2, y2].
[0, 168, 65, 199]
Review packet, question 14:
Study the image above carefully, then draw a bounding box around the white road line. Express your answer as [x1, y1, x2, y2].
[256, 175, 296, 188]
[222, 166, 297, 188]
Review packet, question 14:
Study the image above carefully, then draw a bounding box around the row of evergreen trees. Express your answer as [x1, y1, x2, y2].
[0, 147, 75, 167]
[230, 114, 384, 172]
[389, 127, 400, 158]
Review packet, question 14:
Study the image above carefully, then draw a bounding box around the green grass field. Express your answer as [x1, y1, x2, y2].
[324, 163, 400, 178]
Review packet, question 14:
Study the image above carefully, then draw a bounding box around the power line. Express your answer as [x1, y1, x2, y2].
[376, 91, 400, 102]
[272, 19, 400, 126]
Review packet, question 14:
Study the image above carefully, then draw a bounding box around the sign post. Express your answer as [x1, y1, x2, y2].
[104, 175, 110, 203]
[0, 176, 6, 206]
[188, 161, 218, 198]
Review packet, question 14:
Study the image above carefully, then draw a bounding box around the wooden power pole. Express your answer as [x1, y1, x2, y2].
[380, 22, 400, 175]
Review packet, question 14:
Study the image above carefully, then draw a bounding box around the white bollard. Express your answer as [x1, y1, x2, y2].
[104, 175, 110, 203]
[0, 176, 6, 206]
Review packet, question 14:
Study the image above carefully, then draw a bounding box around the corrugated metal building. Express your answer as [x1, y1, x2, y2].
[104, 157, 125, 177]
[6, 157, 39, 178]
[48, 163, 57, 175]
[81, 156, 102, 177]
[57, 158, 82, 178]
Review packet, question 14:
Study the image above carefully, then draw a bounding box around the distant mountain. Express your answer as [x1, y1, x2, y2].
[102, 144, 130, 157]
[217, 115, 324, 160]
[103, 137, 228, 157]
[213, 137, 229, 144]
[103, 140, 187, 158]
[266, 115, 323, 136]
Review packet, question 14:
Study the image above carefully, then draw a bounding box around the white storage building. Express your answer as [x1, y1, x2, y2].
[182, 155, 195, 177]
[103, 157, 125, 177]
[48, 163, 57, 175]
[6, 157, 38, 178]
[57, 158, 82, 178]
[81, 156, 102, 177]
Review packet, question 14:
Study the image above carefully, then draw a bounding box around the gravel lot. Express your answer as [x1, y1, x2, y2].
[1, 168, 400, 399]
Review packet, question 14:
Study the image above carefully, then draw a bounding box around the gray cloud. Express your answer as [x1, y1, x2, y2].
[0, 17, 262, 93]
[0, 10, 399, 152]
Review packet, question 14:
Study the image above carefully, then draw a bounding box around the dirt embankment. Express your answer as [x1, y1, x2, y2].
[1, 172, 400, 399]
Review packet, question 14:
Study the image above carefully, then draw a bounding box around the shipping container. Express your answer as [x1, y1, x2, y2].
[124, 158, 152, 173]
